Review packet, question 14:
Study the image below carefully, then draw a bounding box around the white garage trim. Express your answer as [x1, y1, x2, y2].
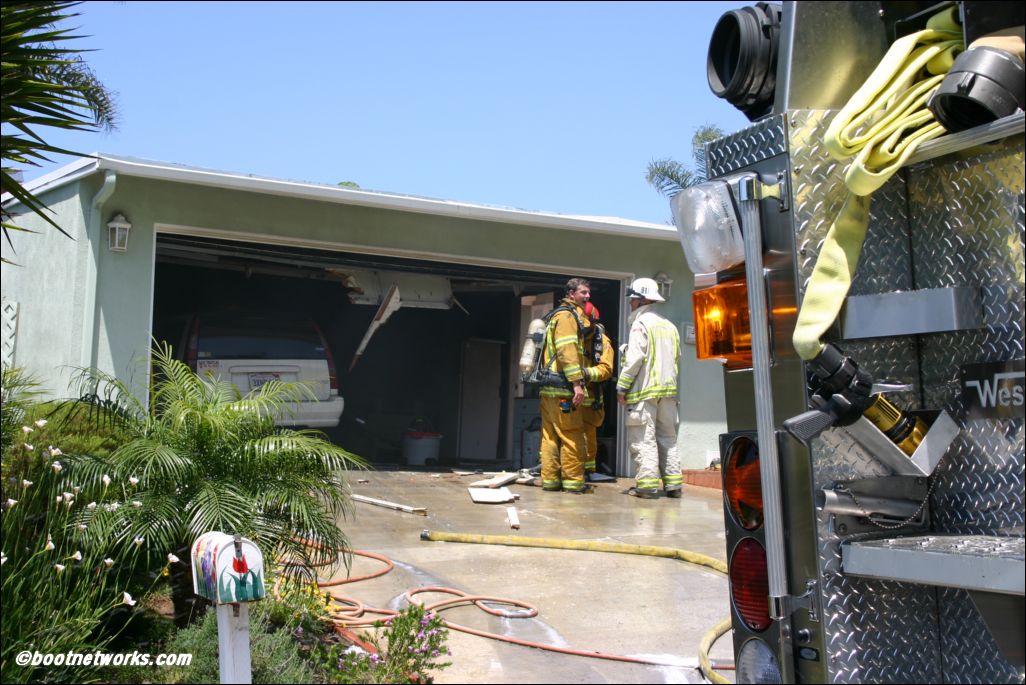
[153, 223, 636, 281]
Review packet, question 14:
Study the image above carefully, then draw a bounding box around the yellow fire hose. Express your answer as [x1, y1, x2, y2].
[420, 529, 732, 683]
[792, 7, 963, 360]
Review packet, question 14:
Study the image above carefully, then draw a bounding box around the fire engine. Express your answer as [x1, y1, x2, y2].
[680, 2, 1024, 682]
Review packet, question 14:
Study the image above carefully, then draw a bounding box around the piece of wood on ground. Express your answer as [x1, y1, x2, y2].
[353, 493, 427, 516]
[469, 472, 519, 488]
[468, 487, 516, 504]
[506, 506, 521, 529]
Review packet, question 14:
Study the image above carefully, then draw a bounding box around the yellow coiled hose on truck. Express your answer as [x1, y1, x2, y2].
[792, 7, 963, 361]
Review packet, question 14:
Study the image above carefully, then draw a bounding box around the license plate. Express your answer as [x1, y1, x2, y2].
[249, 373, 280, 389]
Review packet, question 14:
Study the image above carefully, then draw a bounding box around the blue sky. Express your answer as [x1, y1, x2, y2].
[26, 1, 753, 225]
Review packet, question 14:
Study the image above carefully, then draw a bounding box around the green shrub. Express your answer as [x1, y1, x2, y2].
[148, 597, 321, 684]
[1, 369, 161, 684]
[317, 604, 451, 684]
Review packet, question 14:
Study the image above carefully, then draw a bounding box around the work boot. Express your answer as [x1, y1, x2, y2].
[624, 487, 659, 500]
[665, 488, 683, 499]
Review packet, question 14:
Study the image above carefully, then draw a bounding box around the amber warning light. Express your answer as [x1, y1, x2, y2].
[692, 278, 753, 370]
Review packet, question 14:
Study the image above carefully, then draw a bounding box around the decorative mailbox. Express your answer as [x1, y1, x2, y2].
[192, 532, 265, 604]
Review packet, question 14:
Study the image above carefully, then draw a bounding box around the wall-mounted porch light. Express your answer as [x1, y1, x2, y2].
[107, 214, 131, 252]
[654, 271, 673, 301]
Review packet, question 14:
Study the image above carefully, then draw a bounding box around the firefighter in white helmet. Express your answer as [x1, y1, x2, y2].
[616, 277, 683, 499]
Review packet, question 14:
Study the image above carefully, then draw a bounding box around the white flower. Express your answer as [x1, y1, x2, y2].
[1, 553, 7, 566]
[64, 500, 74, 509]
[54, 563, 66, 573]
[167, 553, 180, 564]
[22, 480, 33, 488]
[5, 498, 17, 509]
[70, 550, 82, 561]
[45, 536, 55, 552]
[49, 446, 62, 457]
[21, 425, 33, 434]
[63, 492, 74, 502]
[102, 474, 111, 487]
[56, 496, 63, 505]
[34, 419, 47, 428]
[87, 502, 97, 511]
[78, 524, 87, 531]
[128, 476, 139, 487]
[52, 461, 63, 474]
[131, 500, 142, 508]
[24, 443, 34, 451]
[122, 592, 136, 606]
[133, 536, 144, 547]
[73, 486, 81, 494]
[105, 502, 120, 512]
[103, 558, 114, 568]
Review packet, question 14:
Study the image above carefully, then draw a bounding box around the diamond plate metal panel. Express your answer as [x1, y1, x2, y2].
[938, 587, 1022, 684]
[906, 138, 1025, 684]
[706, 114, 787, 178]
[724, 110, 1023, 683]
[790, 109, 938, 683]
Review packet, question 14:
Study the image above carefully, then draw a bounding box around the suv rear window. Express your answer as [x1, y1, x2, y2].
[198, 320, 326, 360]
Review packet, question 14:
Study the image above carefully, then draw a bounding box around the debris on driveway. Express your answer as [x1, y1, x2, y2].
[353, 493, 427, 516]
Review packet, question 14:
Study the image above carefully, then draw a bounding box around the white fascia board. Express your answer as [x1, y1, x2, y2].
[16, 154, 677, 241]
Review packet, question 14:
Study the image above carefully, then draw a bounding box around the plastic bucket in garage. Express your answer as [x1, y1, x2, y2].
[402, 431, 442, 466]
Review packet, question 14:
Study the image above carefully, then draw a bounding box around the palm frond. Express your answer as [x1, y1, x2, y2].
[110, 438, 194, 484]
[184, 480, 256, 539]
[646, 158, 696, 198]
[1, 1, 119, 242]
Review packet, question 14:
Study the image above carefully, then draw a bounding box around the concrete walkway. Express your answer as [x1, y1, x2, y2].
[330, 470, 736, 684]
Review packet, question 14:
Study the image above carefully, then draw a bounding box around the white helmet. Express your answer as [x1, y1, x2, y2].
[629, 277, 665, 302]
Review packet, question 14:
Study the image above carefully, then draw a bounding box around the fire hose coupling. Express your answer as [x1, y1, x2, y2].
[784, 343, 928, 456]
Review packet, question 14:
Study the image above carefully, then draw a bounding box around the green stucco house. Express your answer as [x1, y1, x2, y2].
[2, 154, 726, 476]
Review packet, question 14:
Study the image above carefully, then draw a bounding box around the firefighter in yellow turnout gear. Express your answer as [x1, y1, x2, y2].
[616, 278, 683, 499]
[538, 278, 598, 493]
[581, 301, 615, 477]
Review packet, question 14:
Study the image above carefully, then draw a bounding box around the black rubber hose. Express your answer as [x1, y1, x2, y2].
[707, 3, 781, 121]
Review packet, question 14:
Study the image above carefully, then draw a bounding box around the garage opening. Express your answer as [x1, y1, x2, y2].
[151, 234, 623, 474]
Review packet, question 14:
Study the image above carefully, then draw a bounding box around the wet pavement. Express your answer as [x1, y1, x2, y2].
[328, 470, 736, 684]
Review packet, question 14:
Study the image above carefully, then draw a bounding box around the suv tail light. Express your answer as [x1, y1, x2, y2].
[314, 323, 338, 394]
[185, 318, 200, 370]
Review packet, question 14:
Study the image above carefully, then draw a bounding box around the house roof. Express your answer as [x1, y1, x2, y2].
[17, 153, 679, 241]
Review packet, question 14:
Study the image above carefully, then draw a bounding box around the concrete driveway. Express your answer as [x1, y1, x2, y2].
[330, 470, 736, 684]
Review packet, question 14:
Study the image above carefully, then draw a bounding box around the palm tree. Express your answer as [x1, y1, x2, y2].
[2, 1, 118, 251]
[65, 343, 366, 625]
[646, 125, 724, 199]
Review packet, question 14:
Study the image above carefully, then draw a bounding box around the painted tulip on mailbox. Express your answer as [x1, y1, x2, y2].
[191, 532, 265, 604]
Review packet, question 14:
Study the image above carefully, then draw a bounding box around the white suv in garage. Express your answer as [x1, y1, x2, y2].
[180, 313, 345, 428]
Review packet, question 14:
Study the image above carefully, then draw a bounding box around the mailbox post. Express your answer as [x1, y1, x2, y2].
[192, 532, 266, 684]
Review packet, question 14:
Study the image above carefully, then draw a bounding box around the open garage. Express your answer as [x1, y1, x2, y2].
[150, 233, 624, 471]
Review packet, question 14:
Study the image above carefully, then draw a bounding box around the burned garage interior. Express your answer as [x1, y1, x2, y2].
[151, 233, 623, 473]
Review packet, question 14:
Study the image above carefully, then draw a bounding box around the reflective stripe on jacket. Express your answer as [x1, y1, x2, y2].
[539, 299, 589, 399]
[615, 305, 679, 404]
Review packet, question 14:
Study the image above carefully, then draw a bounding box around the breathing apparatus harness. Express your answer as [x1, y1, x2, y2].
[522, 304, 587, 391]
